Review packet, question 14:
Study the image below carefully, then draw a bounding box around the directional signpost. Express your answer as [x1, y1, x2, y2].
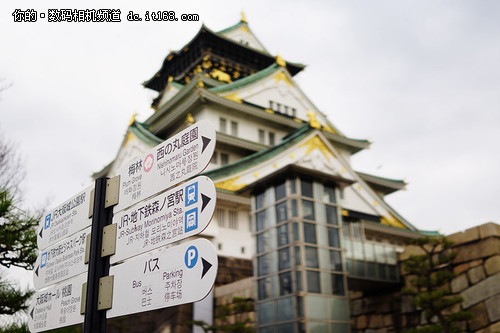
[28, 273, 86, 332]
[107, 238, 217, 319]
[33, 226, 90, 290]
[37, 186, 93, 251]
[111, 175, 216, 264]
[114, 119, 216, 213]
[29, 120, 218, 333]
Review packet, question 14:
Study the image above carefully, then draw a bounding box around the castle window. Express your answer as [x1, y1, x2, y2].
[228, 210, 238, 229]
[210, 152, 218, 164]
[219, 117, 227, 133]
[220, 153, 229, 166]
[231, 121, 238, 136]
[268, 132, 275, 146]
[258, 129, 265, 144]
[216, 208, 225, 228]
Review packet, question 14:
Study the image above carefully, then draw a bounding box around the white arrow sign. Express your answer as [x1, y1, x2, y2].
[113, 120, 216, 213]
[111, 176, 216, 264]
[107, 238, 217, 319]
[37, 186, 93, 251]
[33, 227, 89, 290]
[28, 273, 86, 332]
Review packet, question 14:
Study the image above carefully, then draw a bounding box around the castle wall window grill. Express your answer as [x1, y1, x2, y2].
[269, 100, 296, 117]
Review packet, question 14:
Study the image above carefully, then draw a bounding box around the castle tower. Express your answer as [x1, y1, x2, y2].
[96, 15, 425, 333]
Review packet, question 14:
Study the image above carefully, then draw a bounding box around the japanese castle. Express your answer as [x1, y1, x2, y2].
[95, 14, 425, 333]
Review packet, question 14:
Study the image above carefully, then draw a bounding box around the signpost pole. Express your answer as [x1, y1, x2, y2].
[84, 178, 111, 333]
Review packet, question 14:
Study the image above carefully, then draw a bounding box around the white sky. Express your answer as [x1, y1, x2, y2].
[1, 0, 499, 242]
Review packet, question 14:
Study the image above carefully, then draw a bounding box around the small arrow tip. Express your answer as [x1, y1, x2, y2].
[201, 194, 211, 213]
[35, 266, 39, 277]
[201, 258, 212, 279]
[30, 307, 34, 319]
[39, 227, 43, 238]
[201, 136, 211, 154]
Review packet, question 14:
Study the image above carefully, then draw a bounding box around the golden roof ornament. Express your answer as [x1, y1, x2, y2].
[307, 110, 321, 129]
[129, 112, 138, 126]
[240, 11, 247, 23]
[210, 68, 232, 83]
[185, 113, 194, 125]
[196, 76, 205, 88]
[276, 55, 286, 67]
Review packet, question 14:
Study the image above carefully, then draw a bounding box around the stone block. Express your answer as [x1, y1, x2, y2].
[351, 299, 363, 316]
[370, 314, 384, 328]
[451, 273, 469, 293]
[399, 245, 426, 261]
[462, 273, 500, 308]
[468, 302, 489, 331]
[401, 315, 407, 327]
[484, 320, 500, 333]
[454, 263, 470, 275]
[378, 302, 391, 313]
[469, 259, 483, 267]
[448, 227, 480, 245]
[485, 293, 500, 322]
[454, 237, 500, 264]
[401, 295, 415, 313]
[383, 314, 393, 327]
[478, 222, 500, 239]
[468, 265, 486, 284]
[484, 255, 500, 276]
[356, 315, 367, 329]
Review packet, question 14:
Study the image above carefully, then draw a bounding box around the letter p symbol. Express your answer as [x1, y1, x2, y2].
[184, 246, 198, 268]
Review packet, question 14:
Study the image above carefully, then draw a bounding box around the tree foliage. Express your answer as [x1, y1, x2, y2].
[0, 133, 41, 331]
[403, 237, 472, 333]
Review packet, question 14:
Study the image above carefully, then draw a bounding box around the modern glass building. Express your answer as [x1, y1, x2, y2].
[253, 178, 349, 332]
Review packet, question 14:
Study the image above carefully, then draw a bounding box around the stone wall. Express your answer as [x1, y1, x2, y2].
[214, 277, 255, 330]
[350, 222, 500, 333]
[216, 256, 253, 286]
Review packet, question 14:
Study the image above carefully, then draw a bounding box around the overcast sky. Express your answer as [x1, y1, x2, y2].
[1, 1, 499, 242]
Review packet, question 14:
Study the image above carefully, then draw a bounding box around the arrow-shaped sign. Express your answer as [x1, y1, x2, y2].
[107, 238, 217, 319]
[201, 258, 212, 279]
[28, 273, 86, 332]
[113, 120, 216, 213]
[37, 185, 93, 251]
[201, 193, 211, 212]
[110, 176, 216, 264]
[201, 136, 211, 153]
[33, 227, 90, 290]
